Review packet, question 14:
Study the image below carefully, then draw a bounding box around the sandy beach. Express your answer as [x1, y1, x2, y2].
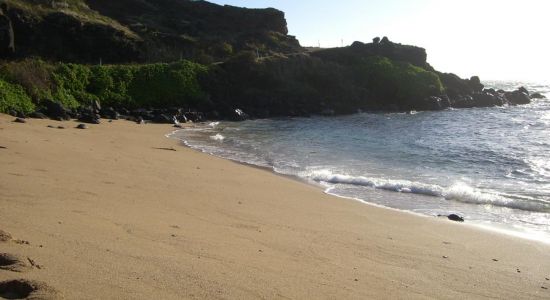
[0, 113, 549, 299]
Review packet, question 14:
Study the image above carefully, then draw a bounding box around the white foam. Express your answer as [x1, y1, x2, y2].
[208, 122, 220, 127]
[210, 133, 225, 141]
[310, 170, 550, 213]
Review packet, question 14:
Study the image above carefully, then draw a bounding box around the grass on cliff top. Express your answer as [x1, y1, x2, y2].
[5, 0, 139, 39]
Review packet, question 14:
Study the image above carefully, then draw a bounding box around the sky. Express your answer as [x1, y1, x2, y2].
[208, 0, 550, 82]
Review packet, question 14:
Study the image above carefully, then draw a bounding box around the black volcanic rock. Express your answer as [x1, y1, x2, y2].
[28, 111, 48, 119]
[418, 96, 451, 111]
[472, 92, 504, 107]
[42, 100, 71, 121]
[505, 90, 531, 105]
[447, 214, 464, 222]
[531, 92, 546, 99]
[100, 107, 120, 120]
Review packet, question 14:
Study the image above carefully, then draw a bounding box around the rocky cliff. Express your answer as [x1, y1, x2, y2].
[5, 0, 300, 63]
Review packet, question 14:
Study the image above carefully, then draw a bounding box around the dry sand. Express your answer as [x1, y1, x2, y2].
[0, 113, 549, 299]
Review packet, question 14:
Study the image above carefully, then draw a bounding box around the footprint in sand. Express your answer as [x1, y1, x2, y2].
[0, 230, 12, 242]
[0, 230, 30, 245]
[0, 253, 31, 272]
[0, 279, 61, 300]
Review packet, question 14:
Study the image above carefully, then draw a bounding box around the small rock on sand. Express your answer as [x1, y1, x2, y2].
[76, 124, 88, 129]
[13, 118, 26, 123]
[0, 279, 60, 299]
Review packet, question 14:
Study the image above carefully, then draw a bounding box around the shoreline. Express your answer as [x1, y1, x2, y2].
[170, 124, 550, 246]
[1, 114, 550, 299]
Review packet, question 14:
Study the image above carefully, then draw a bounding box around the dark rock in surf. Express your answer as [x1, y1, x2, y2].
[447, 214, 464, 222]
[505, 90, 530, 105]
[467, 76, 484, 93]
[184, 111, 205, 122]
[531, 92, 546, 99]
[518, 86, 529, 95]
[230, 108, 249, 121]
[451, 95, 475, 108]
[472, 92, 505, 107]
[418, 96, 451, 111]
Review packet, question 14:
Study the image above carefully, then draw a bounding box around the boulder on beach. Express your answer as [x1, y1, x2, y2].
[100, 107, 119, 120]
[42, 100, 71, 121]
[29, 111, 48, 119]
[78, 113, 101, 124]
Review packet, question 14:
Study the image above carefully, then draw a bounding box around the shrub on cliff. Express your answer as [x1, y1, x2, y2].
[0, 59, 54, 102]
[127, 61, 208, 108]
[358, 56, 443, 107]
[52, 63, 94, 109]
[0, 59, 208, 111]
[0, 79, 35, 114]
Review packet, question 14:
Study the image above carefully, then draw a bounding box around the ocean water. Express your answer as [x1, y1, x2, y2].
[171, 81, 550, 243]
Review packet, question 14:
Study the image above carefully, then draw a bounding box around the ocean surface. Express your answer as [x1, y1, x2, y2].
[171, 81, 550, 243]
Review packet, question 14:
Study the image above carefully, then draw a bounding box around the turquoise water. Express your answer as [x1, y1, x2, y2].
[172, 81, 550, 242]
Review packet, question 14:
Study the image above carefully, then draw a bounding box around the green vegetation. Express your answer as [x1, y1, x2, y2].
[5, 0, 138, 39]
[0, 55, 444, 116]
[0, 59, 208, 113]
[0, 79, 35, 114]
[357, 56, 443, 104]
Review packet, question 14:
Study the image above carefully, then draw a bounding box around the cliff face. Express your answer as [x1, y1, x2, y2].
[6, 0, 300, 63]
[312, 39, 428, 69]
[9, 9, 143, 63]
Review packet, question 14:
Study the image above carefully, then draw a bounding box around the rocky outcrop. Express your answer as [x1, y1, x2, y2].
[313, 37, 428, 68]
[41, 100, 71, 121]
[7, 0, 300, 63]
[505, 89, 531, 105]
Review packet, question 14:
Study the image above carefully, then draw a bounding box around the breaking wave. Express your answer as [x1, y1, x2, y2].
[310, 170, 550, 213]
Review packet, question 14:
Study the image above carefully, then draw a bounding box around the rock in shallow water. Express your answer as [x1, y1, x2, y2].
[531, 92, 546, 99]
[447, 214, 464, 222]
